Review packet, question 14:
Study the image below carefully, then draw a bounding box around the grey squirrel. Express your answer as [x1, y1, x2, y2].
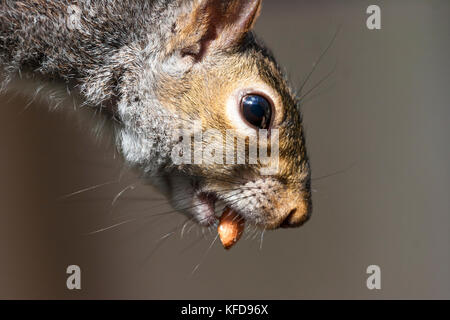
[0, 0, 312, 241]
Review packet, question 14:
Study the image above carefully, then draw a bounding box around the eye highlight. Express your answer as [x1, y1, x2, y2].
[240, 94, 272, 129]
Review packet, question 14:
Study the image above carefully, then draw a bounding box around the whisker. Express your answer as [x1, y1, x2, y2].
[180, 232, 207, 254]
[298, 60, 338, 102]
[111, 184, 136, 207]
[300, 80, 337, 106]
[180, 219, 192, 239]
[191, 233, 219, 276]
[84, 218, 137, 235]
[297, 25, 341, 96]
[312, 161, 357, 182]
[59, 179, 121, 199]
[142, 231, 177, 265]
[259, 228, 266, 251]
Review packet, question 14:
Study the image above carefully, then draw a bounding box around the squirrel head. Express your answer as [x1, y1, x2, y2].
[116, 0, 311, 230]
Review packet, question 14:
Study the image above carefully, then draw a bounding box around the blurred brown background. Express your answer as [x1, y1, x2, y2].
[1, 0, 449, 299]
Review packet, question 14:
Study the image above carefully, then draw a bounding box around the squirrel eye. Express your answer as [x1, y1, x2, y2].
[240, 94, 272, 129]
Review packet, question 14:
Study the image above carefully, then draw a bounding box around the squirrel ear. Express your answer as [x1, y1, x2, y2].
[171, 0, 262, 60]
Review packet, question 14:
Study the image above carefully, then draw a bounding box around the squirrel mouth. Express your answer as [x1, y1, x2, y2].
[195, 192, 219, 226]
[195, 191, 246, 250]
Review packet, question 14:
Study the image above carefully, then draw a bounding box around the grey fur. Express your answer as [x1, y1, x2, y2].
[1, 0, 189, 174]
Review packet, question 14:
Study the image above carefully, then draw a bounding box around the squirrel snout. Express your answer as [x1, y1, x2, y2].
[279, 198, 311, 228]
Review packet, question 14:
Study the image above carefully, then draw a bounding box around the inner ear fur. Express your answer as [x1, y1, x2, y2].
[170, 0, 262, 60]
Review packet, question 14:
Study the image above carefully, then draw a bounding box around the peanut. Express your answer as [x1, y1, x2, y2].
[218, 207, 245, 250]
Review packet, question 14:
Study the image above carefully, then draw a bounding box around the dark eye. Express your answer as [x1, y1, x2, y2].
[240, 94, 272, 129]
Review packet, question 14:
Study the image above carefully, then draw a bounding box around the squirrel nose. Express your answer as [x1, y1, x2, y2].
[280, 204, 311, 228]
[280, 208, 298, 228]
